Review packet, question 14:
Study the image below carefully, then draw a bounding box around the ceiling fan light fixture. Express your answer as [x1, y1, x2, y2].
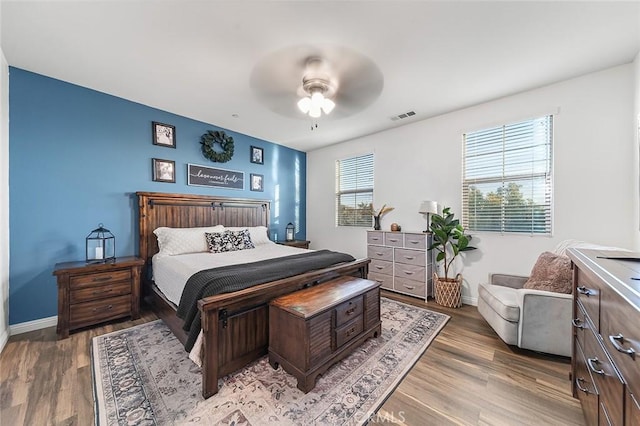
[297, 97, 311, 113]
[321, 98, 335, 114]
[298, 76, 336, 118]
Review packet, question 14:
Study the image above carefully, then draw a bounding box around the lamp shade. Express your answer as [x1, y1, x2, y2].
[418, 201, 438, 215]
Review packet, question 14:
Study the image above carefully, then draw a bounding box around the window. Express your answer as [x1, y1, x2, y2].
[336, 153, 374, 227]
[462, 115, 553, 234]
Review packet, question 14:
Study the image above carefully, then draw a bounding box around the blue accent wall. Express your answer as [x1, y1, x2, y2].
[8, 67, 306, 325]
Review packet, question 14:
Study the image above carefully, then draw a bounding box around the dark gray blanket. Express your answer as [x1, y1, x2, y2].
[176, 249, 356, 351]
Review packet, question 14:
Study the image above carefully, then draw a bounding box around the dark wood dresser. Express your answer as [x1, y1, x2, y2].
[568, 248, 640, 426]
[268, 276, 381, 392]
[53, 256, 144, 338]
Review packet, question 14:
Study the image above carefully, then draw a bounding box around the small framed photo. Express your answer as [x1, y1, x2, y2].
[152, 158, 176, 183]
[152, 121, 176, 148]
[250, 173, 264, 192]
[250, 146, 264, 164]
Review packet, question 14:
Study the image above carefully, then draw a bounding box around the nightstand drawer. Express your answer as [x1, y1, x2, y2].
[70, 269, 131, 288]
[70, 281, 131, 304]
[69, 295, 131, 329]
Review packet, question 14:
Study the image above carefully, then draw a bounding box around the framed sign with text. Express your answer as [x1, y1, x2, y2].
[187, 163, 244, 190]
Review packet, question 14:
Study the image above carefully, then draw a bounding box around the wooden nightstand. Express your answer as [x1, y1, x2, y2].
[277, 240, 311, 249]
[52, 256, 144, 339]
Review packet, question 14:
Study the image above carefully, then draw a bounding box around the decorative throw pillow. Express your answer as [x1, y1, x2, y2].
[205, 229, 255, 253]
[523, 251, 572, 294]
[225, 226, 271, 245]
[154, 225, 224, 255]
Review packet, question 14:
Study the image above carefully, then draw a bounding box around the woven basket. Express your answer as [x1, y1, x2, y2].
[433, 273, 462, 308]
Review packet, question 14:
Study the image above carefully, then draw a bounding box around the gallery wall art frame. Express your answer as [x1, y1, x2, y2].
[187, 163, 245, 190]
[250, 146, 264, 164]
[152, 158, 176, 183]
[250, 173, 264, 192]
[152, 121, 176, 148]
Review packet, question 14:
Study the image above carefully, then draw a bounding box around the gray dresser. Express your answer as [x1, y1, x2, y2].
[366, 230, 433, 300]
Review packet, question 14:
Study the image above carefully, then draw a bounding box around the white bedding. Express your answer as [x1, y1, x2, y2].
[152, 241, 310, 306]
[153, 241, 310, 365]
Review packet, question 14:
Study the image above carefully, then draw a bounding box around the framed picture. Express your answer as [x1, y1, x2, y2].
[187, 163, 244, 190]
[152, 121, 176, 148]
[152, 158, 176, 183]
[250, 173, 264, 192]
[250, 145, 264, 164]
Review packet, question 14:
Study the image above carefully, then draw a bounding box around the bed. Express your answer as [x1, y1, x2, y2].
[136, 191, 370, 398]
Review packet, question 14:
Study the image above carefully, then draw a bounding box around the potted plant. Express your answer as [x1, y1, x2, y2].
[429, 206, 476, 307]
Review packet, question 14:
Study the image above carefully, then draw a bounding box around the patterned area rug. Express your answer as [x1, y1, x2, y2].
[91, 297, 449, 425]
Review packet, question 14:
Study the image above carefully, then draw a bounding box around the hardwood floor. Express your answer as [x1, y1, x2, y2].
[0, 292, 585, 425]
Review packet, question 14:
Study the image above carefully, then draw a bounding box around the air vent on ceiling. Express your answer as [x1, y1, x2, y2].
[390, 110, 416, 121]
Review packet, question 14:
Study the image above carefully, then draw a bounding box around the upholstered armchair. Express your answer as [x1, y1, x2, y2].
[477, 240, 622, 357]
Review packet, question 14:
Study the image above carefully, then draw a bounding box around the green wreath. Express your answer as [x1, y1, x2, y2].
[200, 130, 234, 163]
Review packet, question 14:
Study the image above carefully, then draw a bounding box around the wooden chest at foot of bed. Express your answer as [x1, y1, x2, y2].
[268, 276, 381, 393]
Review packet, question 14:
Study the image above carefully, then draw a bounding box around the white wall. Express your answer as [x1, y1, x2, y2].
[633, 51, 640, 251]
[308, 64, 635, 305]
[0, 46, 9, 350]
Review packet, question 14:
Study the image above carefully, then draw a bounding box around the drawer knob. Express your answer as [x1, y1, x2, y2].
[571, 318, 585, 329]
[404, 256, 415, 260]
[375, 266, 384, 270]
[577, 286, 593, 296]
[609, 334, 636, 358]
[389, 238, 398, 242]
[93, 304, 114, 313]
[346, 327, 356, 337]
[409, 241, 419, 244]
[375, 252, 384, 256]
[403, 271, 414, 275]
[92, 288, 113, 296]
[587, 357, 605, 375]
[403, 285, 416, 290]
[346, 307, 356, 315]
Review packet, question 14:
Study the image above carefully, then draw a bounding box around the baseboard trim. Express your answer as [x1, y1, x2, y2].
[462, 295, 478, 306]
[9, 315, 57, 336]
[0, 328, 8, 353]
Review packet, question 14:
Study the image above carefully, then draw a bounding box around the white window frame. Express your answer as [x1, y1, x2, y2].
[462, 115, 553, 235]
[335, 153, 374, 227]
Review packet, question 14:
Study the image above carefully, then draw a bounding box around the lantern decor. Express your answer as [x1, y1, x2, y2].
[86, 223, 115, 263]
[285, 223, 295, 242]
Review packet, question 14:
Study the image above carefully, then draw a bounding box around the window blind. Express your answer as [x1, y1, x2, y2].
[336, 153, 374, 227]
[462, 115, 553, 234]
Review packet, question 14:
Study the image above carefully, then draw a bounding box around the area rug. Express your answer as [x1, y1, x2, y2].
[91, 297, 449, 425]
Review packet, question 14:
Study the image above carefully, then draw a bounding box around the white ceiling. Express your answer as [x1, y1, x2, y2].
[2, 1, 640, 152]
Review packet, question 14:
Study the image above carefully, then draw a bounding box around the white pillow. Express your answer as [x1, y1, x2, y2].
[225, 226, 272, 245]
[154, 225, 225, 255]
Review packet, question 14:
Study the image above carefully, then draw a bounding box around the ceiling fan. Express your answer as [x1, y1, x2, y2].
[250, 45, 384, 121]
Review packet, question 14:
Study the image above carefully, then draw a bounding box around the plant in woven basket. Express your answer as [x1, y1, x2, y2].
[428, 206, 476, 281]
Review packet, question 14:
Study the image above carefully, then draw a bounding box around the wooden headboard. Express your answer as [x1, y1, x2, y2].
[136, 192, 271, 266]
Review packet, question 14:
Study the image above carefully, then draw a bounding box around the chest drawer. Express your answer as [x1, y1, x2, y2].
[574, 301, 595, 353]
[574, 341, 599, 426]
[394, 248, 425, 267]
[335, 295, 363, 327]
[576, 268, 601, 332]
[369, 259, 393, 276]
[368, 272, 393, 290]
[601, 290, 640, 398]
[70, 269, 131, 288]
[70, 281, 131, 304]
[394, 277, 426, 298]
[394, 264, 426, 283]
[69, 294, 131, 329]
[367, 245, 393, 262]
[335, 317, 363, 348]
[404, 233, 426, 250]
[367, 231, 384, 245]
[383, 232, 403, 247]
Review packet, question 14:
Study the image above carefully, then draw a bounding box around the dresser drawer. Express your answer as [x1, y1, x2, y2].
[367, 245, 393, 262]
[335, 317, 363, 348]
[574, 342, 599, 426]
[394, 248, 426, 267]
[601, 289, 640, 398]
[335, 295, 363, 327]
[70, 281, 131, 304]
[574, 301, 595, 353]
[575, 268, 601, 332]
[367, 231, 384, 245]
[383, 232, 403, 247]
[70, 269, 131, 288]
[627, 392, 640, 426]
[394, 277, 426, 298]
[394, 264, 426, 283]
[368, 272, 393, 290]
[69, 295, 131, 329]
[369, 259, 393, 276]
[404, 233, 426, 250]
[584, 326, 624, 426]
